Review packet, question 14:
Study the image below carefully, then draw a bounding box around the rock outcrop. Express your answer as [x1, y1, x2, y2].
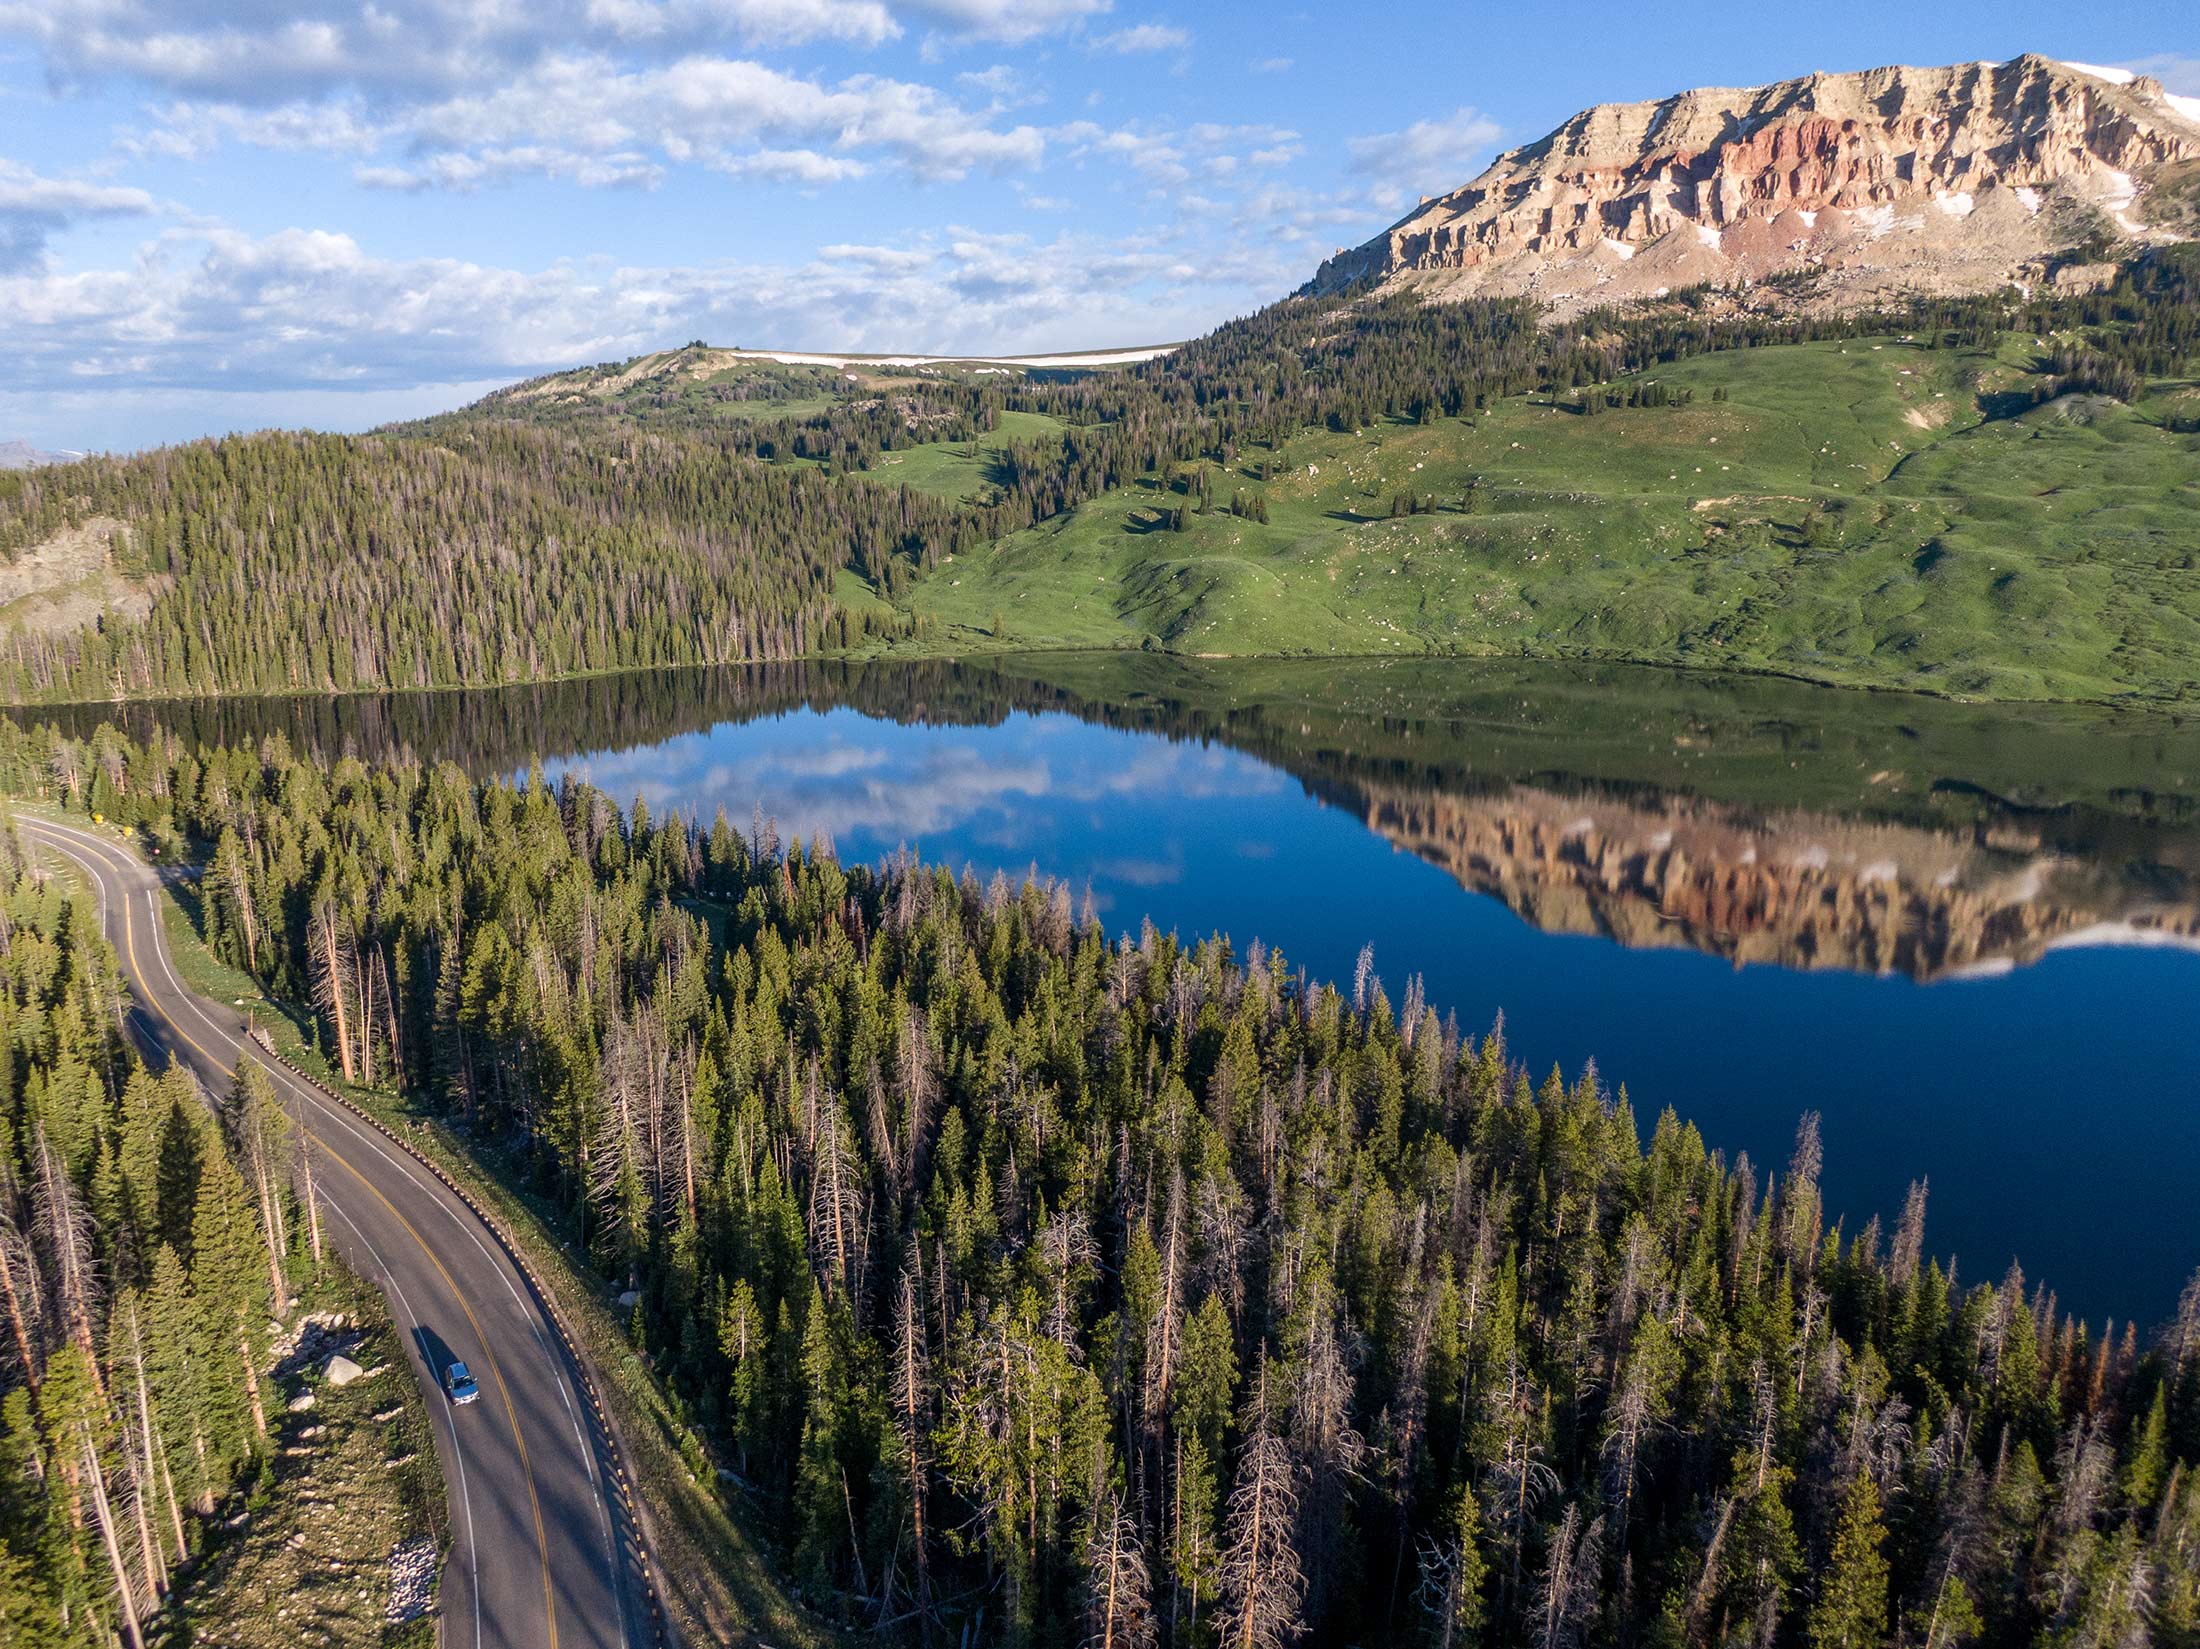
[1308, 55, 2200, 317]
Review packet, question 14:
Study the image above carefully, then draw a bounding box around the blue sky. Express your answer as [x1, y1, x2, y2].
[1, 0, 2191, 451]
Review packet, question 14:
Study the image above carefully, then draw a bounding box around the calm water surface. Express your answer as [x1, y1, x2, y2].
[42, 657, 2200, 1322]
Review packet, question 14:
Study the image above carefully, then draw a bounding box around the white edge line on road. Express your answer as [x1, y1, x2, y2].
[24, 817, 631, 1649]
[322, 1190, 484, 1649]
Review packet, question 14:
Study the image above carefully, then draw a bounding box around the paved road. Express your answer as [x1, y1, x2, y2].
[20, 813, 646, 1649]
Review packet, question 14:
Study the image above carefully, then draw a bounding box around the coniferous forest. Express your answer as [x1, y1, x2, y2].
[4, 720, 2195, 1649]
[2, 248, 2193, 704]
[0, 815, 307, 1643]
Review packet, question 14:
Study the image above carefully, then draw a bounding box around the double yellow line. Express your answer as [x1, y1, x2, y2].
[19, 816, 561, 1649]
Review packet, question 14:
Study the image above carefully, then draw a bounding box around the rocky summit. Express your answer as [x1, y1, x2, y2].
[1307, 54, 2200, 315]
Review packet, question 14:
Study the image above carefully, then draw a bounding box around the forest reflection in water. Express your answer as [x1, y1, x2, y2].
[35, 652, 2200, 982]
[19, 654, 2200, 1316]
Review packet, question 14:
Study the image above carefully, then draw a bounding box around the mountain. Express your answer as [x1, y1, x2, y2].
[0, 438, 83, 470]
[1307, 54, 2200, 316]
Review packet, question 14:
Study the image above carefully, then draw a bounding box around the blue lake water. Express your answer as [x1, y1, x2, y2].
[539, 690, 2200, 1327]
[39, 656, 2200, 1325]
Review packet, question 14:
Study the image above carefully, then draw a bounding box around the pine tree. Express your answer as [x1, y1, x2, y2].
[1808, 1474, 1889, 1649]
[1417, 1485, 1487, 1649]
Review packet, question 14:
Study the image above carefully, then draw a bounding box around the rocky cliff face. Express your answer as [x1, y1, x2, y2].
[1308, 55, 2200, 316]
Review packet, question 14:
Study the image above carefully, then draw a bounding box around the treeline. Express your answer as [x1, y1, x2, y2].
[7, 250, 2197, 705]
[0, 816, 311, 1646]
[10, 719, 2198, 1649]
[0, 424, 858, 702]
[427, 243, 2200, 596]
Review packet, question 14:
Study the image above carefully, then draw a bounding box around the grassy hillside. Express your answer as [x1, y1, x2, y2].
[857, 408, 1066, 500]
[891, 332, 2200, 700]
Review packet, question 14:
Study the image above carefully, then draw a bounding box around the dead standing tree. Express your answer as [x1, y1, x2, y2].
[1217, 1361, 1305, 1649]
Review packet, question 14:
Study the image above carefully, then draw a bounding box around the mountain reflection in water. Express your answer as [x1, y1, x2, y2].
[1354, 780, 2200, 980]
[19, 656, 2200, 1318]
[32, 653, 2200, 985]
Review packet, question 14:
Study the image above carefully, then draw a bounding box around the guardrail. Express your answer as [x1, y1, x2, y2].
[250, 1028, 672, 1649]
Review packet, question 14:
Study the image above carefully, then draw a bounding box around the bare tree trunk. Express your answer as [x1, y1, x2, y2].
[81, 1432, 145, 1649]
[126, 1303, 185, 1567]
[249, 1157, 287, 1306]
[124, 1398, 165, 1609]
[359, 942, 375, 1088]
[36, 1131, 105, 1402]
[310, 903, 357, 1083]
[677, 1059, 697, 1229]
[0, 1221, 41, 1396]
[150, 1418, 187, 1563]
[299, 1137, 323, 1268]
[894, 1263, 930, 1627]
[224, 847, 259, 971]
[237, 1314, 267, 1438]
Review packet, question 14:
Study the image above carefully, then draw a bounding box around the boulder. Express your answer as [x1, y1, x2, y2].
[324, 1353, 365, 1386]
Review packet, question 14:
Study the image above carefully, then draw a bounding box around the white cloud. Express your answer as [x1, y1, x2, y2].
[1249, 56, 1291, 74]
[1057, 117, 1292, 192]
[2118, 53, 2200, 97]
[139, 54, 1049, 186]
[0, 219, 1285, 416]
[1093, 23, 1188, 54]
[897, 0, 1110, 45]
[1347, 105, 1500, 211]
[0, 161, 159, 273]
[955, 62, 1042, 105]
[354, 147, 666, 192]
[713, 148, 871, 185]
[3, 0, 906, 104]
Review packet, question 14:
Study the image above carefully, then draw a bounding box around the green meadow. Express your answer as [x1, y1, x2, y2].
[874, 334, 2200, 701]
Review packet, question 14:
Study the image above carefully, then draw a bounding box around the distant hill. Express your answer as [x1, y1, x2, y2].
[447, 340, 1173, 439]
[0, 439, 84, 470]
[1307, 54, 2200, 317]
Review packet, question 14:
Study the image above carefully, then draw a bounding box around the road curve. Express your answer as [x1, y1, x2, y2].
[20, 813, 648, 1649]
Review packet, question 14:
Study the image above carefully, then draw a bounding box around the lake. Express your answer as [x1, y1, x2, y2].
[34, 655, 2200, 1324]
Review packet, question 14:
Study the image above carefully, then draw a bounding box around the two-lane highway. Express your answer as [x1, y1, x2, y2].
[20, 813, 647, 1649]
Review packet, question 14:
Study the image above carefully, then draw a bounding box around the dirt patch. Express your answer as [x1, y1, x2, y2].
[1691, 494, 1810, 512]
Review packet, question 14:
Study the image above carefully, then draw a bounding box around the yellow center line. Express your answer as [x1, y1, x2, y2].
[20, 817, 563, 1649]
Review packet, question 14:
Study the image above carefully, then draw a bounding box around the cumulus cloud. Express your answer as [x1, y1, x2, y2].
[136, 54, 1049, 187]
[1, 0, 1122, 105]
[1058, 118, 1294, 192]
[4, 0, 905, 104]
[897, 0, 1110, 45]
[1093, 23, 1187, 54]
[0, 219, 1289, 408]
[712, 148, 872, 185]
[1347, 105, 1501, 211]
[0, 161, 158, 273]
